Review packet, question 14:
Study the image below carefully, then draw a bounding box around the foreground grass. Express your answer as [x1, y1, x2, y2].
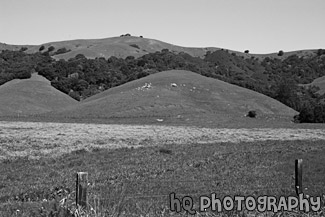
[1, 121, 325, 161]
[0, 140, 325, 216]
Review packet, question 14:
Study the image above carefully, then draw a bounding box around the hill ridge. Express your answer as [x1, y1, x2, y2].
[0, 36, 318, 60]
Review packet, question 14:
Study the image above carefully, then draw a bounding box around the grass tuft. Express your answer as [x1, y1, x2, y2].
[158, 148, 173, 155]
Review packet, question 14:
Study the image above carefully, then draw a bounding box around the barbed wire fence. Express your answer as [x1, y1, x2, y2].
[75, 157, 325, 213]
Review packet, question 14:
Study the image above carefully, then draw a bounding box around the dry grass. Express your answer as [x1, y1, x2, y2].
[1, 120, 325, 216]
[1, 121, 325, 161]
[1, 137, 325, 216]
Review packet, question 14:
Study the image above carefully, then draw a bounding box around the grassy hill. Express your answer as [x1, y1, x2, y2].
[0, 36, 219, 60]
[0, 73, 78, 116]
[46, 70, 297, 126]
[0, 36, 319, 60]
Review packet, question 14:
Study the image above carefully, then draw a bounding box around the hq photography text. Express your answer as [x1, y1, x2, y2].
[169, 193, 322, 214]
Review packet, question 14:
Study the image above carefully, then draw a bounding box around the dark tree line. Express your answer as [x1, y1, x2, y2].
[0, 50, 53, 85]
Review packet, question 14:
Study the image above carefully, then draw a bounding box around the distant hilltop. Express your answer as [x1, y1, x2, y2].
[0, 34, 319, 60]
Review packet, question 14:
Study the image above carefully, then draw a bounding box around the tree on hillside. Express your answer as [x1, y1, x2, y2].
[278, 50, 284, 56]
[54, 47, 71, 55]
[48, 46, 55, 52]
[297, 102, 325, 123]
[75, 54, 86, 60]
[317, 49, 325, 56]
[20, 47, 28, 52]
[244, 50, 249, 54]
[274, 77, 300, 110]
[39, 45, 45, 51]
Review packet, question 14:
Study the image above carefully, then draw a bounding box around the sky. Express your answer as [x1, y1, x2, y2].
[1, 0, 324, 54]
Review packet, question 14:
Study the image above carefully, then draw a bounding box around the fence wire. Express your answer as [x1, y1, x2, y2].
[91, 177, 325, 203]
[79, 152, 325, 204]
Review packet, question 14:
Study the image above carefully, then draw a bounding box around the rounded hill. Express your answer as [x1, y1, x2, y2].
[23, 36, 219, 60]
[0, 73, 78, 116]
[50, 70, 297, 126]
[1, 36, 318, 61]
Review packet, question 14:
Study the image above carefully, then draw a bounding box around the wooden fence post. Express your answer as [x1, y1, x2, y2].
[295, 159, 303, 196]
[76, 172, 88, 209]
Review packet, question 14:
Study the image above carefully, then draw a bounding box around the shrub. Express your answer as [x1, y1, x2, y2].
[247, 110, 257, 118]
[129, 44, 140, 49]
[75, 54, 86, 59]
[39, 45, 45, 51]
[54, 47, 71, 55]
[293, 114, 300, 123]
[48, 46, 55, 52]
[158, 148, 172, 155]
[278, 50, 284, 56]
[19, 47, 28, 52]
[244, 50, 249, 54]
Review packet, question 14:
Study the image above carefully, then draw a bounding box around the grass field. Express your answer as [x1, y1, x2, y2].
[1, 121, 325, 160]
[1, 121, 325, 216]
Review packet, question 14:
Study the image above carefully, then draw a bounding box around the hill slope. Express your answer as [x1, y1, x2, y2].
[48, 70, 297, 126]
[1, 36, 219, 60]
[0, 73, 78, 116]
[1, 36, 318, 60]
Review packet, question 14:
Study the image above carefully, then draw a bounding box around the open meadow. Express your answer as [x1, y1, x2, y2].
[1, 120, 325, 216]
[1, 121, 325, 160]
